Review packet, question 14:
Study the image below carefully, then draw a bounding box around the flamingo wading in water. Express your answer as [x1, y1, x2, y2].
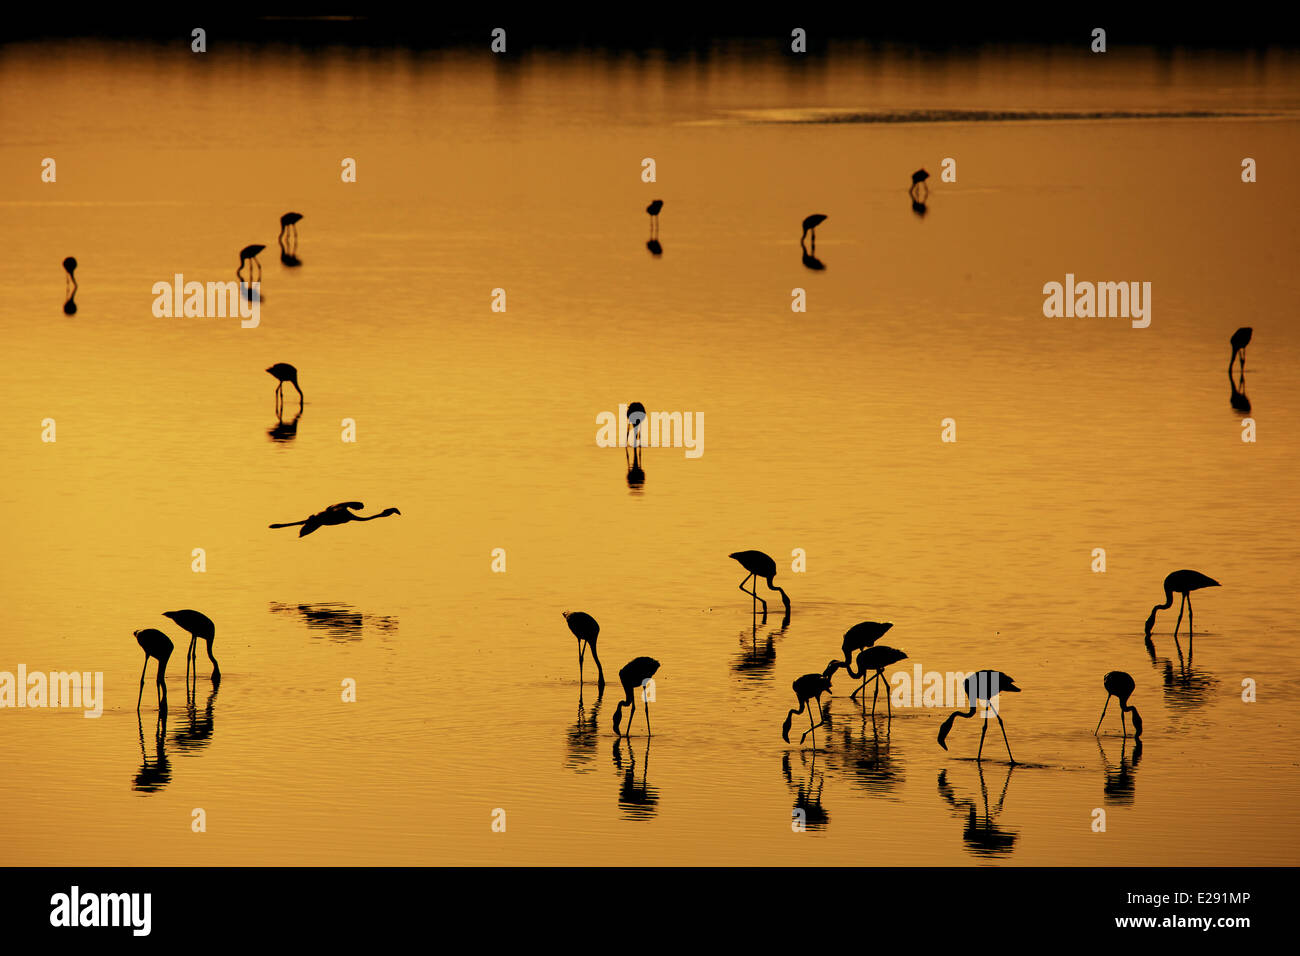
[269, 502, 402, 537]
[134, 628, 174, 711]
[1143, 569, 1220, 640]
[266, 363, 303, 406]
[162, 609, 219, 682]
[729, 550, 791, 616]
[937, 671, 1021, 764]
[1095, 671, 1143, 739]
[827, 646, 908, 717]
[782, 673, 833, 745]
[562, 611, 605, 689]
[613, 657, 660, 737]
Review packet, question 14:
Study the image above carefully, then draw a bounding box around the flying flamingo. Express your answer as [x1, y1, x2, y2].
[782, 673, 833, 745]
[238, 244, 266, 281]
[800, 214, 827, 246]
[937, 671, 1020, 764]
[1095, 671, 1143, 739]
[279, 211, 303, 241]
[823, 621, 893, 696]
[613, 657, 660, 737]
[1143, 569, 1220, 641]
[829, 646, 908, 717]
[1229, 327, 1252, 372]
[269, 501, 402, 537]
[266, 363, 304, 406]
[562, 610, 605, 689]
[162, 609, 219, 682]
[729, 550, 791, 616]
[627, 401, 646, 447]
[134, 628, 173, 711]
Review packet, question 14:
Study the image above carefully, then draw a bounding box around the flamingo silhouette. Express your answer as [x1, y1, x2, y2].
[562, 611, 605, 689]
[269, 502, 401, 537]
[1095, 670, 1142, 739]
[729, 550, 791, 616]
[823, 621, 893, 695]
[937, 671, 1020, 764]
[1143, 569, 1219, 640]
[62, 257, 78, 314]
[162, 609, 219, 682]
[830, 646, 908, 717]
[612, 657, 660, 737]
[626, 401, 646, 447]
[782, 673, 833, 745]
[279, 211, 303, 241]
[266, 363, 303, 407]
[1230, 327, 1252, 372]
[645, 199, 662, 239]
[800, 214, 827, 248]
[238, 244, 266, 282]
[133, 628, 173, 711]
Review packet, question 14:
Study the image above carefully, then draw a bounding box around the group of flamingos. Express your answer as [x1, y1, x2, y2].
[561, 552, 1220, 764]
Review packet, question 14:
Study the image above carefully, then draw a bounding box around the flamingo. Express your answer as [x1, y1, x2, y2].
[1143, 569, 1220, 640]
[266, 363, 303, 406]
[645, 200, 663, 238]
[1230, 327, 1252, 372]
[562, 611, 605, 689]
[612, 657, 660, 737]
[162, 609, 219, 682]
[627, 401, 646, 447]
[782, 673, 833, 745]
[831, 646, 908, 716]
[238, 244, 266, 281]
[937, 671, 1020, 764]
[62, 256, 77, 291]
[823, 621, 893, 696]
[279, 211, 303, 241]
[728, 550, 791, 616]
[133, 628, 173, 710]
[269, 502, 401, 537]
[800, 214, 827, 246]
[1095, 671, 1143, 739]
[911, 168, 930, 186]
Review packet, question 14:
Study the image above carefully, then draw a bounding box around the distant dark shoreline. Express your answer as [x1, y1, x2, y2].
[2, 12, 1297, 51]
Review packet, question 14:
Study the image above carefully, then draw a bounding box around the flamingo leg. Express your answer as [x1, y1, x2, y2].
[137, 655, 148, 709]
[977, 712, 988, 760]
[1172, 592, 1185, 639]
[883, 672, 893, 720]
[1121, 709, 1128, 738]
[991, 702, 1015, 764]
[1094, 695, 1111, 734]
[578, 640, 584, 683]
[643, 699, 651, 737]
[872, 673, 881, 716]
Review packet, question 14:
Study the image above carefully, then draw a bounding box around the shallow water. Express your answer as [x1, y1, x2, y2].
[2, 40, 1299, 865]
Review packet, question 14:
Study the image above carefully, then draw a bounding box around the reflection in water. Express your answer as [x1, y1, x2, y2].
[783, 750, 829, 830]
[62, 256, 77, 314]
[937, 766, 1018, 858]
[173, 679, 218, 755]
[132, 711, 171, 794]
[910, 182, 928, 218]
[645, 238, 662, 256]
[800, 213, 827, 270]
[612, 737, 658, 818]
[800, 240, 825, 271]
[564, 687, 604, 772]
[269, 602, 399, 642]
[731, 609, 787, 678]
[1098, 736, 1142, 804]
[827, 713, 903, 796]
[268, 408, 302, 442]
[1229, 367, 1250, 413]
[278, 212, 303, 266]
[1145, 638, 1217, 714]
[625, 443, 645, 491]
